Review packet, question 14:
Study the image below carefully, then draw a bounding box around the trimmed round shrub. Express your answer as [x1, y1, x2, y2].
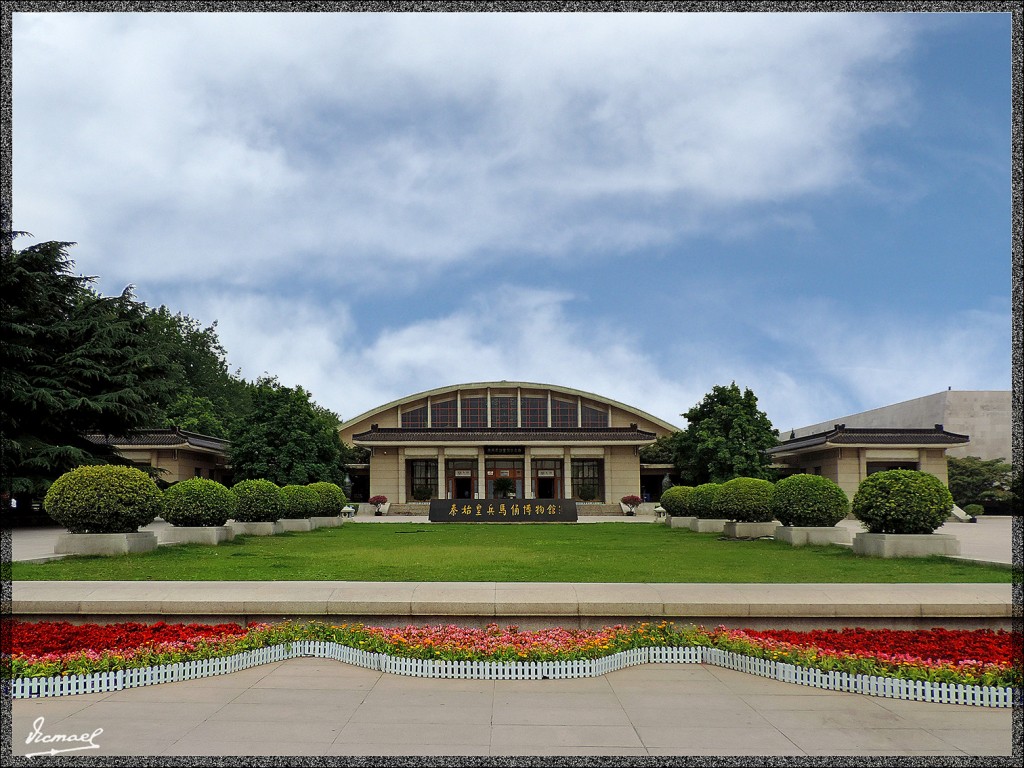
[44, 465, 162, 534]
[280, 484, 320, 519]
[771, 474, 849, 527]
[963, 503, 985, 517]
[659, 485, 695, 516]
[231, 479, 284, 523]
[714, 477, 776, 522]
[852, 469, 954, 534]
[411, 485, 434, 501]
[685, 483, 722, 519]
[307, 482, 348, 516]
[162, 478, 236, 527]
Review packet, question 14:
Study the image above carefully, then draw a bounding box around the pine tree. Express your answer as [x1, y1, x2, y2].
[1, 236, 172, 498]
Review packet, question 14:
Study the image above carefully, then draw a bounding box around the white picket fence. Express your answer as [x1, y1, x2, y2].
[10, 641, 1013, 707]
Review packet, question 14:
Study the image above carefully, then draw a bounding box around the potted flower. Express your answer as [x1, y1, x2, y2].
[369, 495, 389, 516]
[620, 495, 642, 516]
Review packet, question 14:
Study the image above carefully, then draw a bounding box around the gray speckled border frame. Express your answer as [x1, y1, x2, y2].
[1, 2, 1020, 766]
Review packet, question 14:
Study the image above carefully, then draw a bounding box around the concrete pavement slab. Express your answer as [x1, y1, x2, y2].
[10, 657, 1013, 758]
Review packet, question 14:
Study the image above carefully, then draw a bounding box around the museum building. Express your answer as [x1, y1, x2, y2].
[337, 382, 679, 505]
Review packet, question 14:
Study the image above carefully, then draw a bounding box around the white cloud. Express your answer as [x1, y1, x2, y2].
[13, 11, 914, 291]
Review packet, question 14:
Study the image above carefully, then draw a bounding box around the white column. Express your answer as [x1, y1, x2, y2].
[564, 447, 573, 499]
[524, 448, 532, 498]
[477, 450, 487, 498]
[397, 447, 406, 503]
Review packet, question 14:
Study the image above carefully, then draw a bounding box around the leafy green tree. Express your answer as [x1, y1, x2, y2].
[141, 306, 247, 434]
[2, 236, 173, 498]
[946, 456, 1014, 508]
[674, 382, 778, 485]
[161, 393, 226, 437]
[639, 434, 678, 464]
[229, 377, 342, 485]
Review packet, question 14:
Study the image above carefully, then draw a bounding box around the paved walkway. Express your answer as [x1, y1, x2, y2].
[11, 657, 1013, 757]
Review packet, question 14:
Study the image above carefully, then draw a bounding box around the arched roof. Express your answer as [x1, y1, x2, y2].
[338, 381, 680, 433]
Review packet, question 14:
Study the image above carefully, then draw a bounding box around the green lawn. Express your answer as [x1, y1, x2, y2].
[9, 523, 1012, 582]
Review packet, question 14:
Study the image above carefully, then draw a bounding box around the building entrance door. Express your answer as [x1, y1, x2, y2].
[454, 477, 473, 499]
[446, 460, 476, 499]
[536, 477, 555, 498]
[485, 459, 524, 497]
[532, 459, 563, 499]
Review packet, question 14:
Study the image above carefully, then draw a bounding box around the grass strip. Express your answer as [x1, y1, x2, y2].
[10, 523, 1012, 582]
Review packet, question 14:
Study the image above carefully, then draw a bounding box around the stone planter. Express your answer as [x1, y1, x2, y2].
[310, 516, 344, 528]
[163, 526, 233, 545]
[669, 516, 697, 529]
[54, 532, 158, 556]
[277, 518, 313, 532]
[852, 532, 960, 558]
[774, 526, 851, 547]
[723, 521, 778, 539]
[230, 521, 282, 536]
[687, 518, 729, 533]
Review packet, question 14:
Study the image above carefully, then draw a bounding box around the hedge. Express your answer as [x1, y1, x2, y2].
[231, 480, 284, 523]
[771, 474, 849, 527]
[852, 469, 954, 534]
[162, 478, 236, 527]
[713, 477, 775, 523]
[43, 465, 162, 534]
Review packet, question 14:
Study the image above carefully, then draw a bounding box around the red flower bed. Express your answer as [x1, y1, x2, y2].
[8, 620, 246, 656]
[737, 627, 1014, 667]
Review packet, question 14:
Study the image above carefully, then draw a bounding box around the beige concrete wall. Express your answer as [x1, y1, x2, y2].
[605, 446, 642, 502]
[790, 390, 1011, 464]
[118, 448, 224, 484]
[368, 450, 401, 501]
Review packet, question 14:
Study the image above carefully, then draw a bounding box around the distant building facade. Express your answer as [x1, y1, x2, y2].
[785, 390, 1011, 463]
[338, 382, 679, 506]
[769, 425, 970, 502]
[85, 428, 232, 486]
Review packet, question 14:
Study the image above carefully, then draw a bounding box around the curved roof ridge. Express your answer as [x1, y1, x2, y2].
[338, 381, 680, 432]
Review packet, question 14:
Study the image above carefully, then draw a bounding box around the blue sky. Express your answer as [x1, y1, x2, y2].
[12, 11, 1012, 432]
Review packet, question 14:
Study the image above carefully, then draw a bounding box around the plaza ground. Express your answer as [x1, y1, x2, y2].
[7, 515, 1017, 758]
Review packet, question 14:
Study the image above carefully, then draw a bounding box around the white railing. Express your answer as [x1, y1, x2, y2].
[9, 642, 1013, 707]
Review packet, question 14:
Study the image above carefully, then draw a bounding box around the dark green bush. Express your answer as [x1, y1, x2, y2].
[852, 469, 954, 534]
[575, 483, 598, 502]
[659, 485, 694, 515]
[685, 483, 722, 519]
[280, 484, 320, 519]
[162, 478, 236, 527]
[43, 465, 162, 534]
[411, 485, 434, 501]
[714, 477, 775, 522]
[963, 503, 985, 517]
[307, 482, 348, 515]
[771, 474, 849, 527]
[231, 479, 284, 523]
